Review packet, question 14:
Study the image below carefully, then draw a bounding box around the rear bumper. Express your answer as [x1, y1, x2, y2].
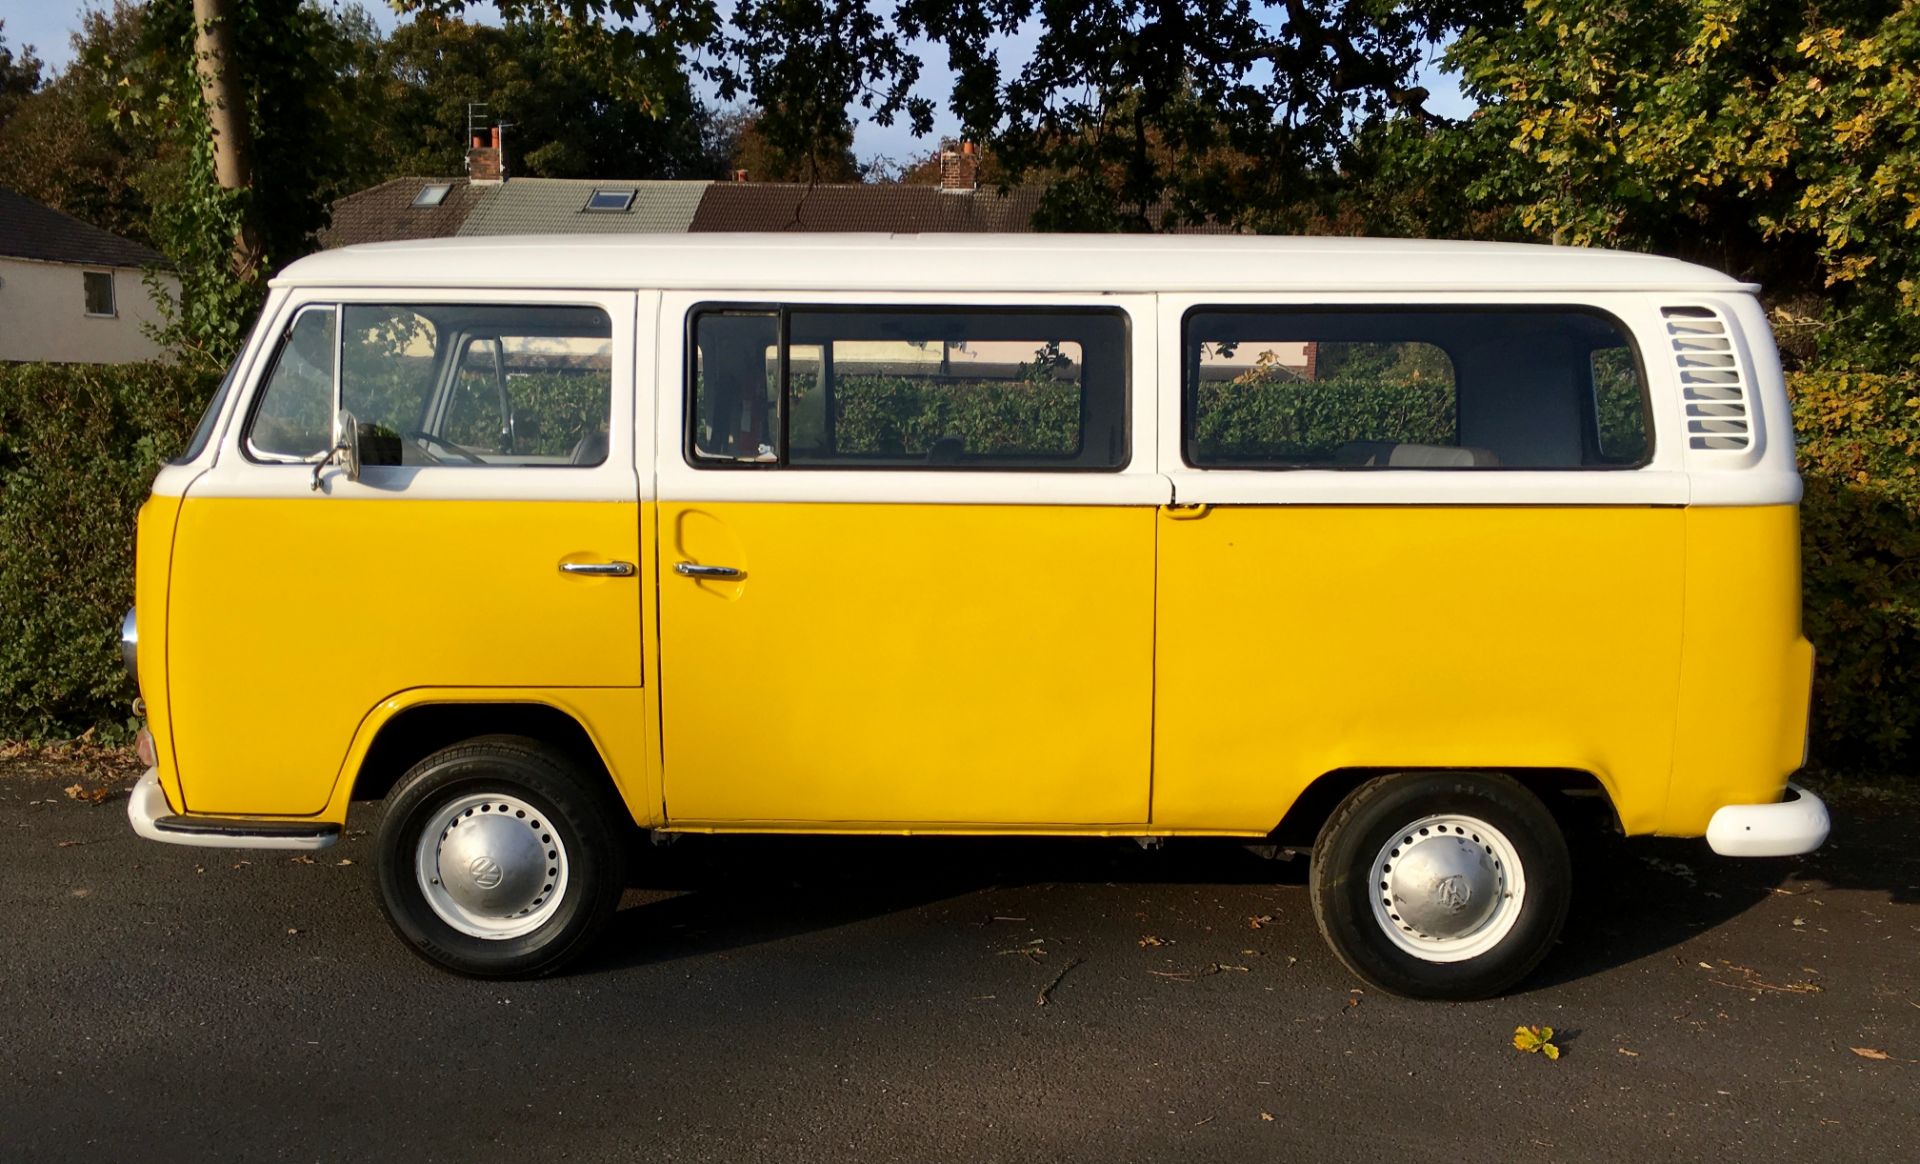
[1705, 782, 1829, 857]
[128, 768, 339, 851]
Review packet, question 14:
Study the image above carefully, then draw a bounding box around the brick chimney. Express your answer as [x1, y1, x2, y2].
[939, 140, 978, 195]
[467, 126, 505, 185]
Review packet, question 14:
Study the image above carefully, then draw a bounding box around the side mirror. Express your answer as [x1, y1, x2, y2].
[309, 409, 362, 491]
[335, 409, 361, 482]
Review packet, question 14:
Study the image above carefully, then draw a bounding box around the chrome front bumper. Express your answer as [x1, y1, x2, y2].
[1705, 782, 1830, 857]
[127, 768, 340, 851]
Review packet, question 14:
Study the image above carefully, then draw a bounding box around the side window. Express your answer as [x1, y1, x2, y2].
[690, 311, 780, 462]
[247, 306, 336, 460]
[341, 305, 441, 466]
[1589, 345, 1650, 463]
[689, 306, 1129, 470]
[1183, 308, 1651, 469]
[247, 303, 614, 468]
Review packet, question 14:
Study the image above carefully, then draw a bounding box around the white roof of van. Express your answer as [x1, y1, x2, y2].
[273, 232, 1753, 294]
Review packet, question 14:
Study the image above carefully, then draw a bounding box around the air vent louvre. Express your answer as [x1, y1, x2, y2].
[1662, 306, 1752, 451]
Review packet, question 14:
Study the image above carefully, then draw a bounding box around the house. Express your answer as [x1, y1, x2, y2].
[320, 136, 1216, 248]
[0, 187, 179, 364]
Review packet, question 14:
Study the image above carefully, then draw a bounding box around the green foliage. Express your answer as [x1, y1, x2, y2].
[0, 3, 159, 247]
[1191, 354, 1458, 464]
[367, 15, 727, 180]
[818, 374, 1080, 457]
[0, 362, 215, 740]
[1439, 0, 1920, 369]
[1791, 371, 1920, 767]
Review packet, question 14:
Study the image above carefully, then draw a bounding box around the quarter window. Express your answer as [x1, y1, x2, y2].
[1184, 308, 1651, 469]
[247, 306, 336, 460]
[689, 306, 1128, 470]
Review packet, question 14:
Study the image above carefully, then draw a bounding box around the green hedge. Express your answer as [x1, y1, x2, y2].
[2, 360, 1915, 771]
[1792, 373, 1920, 768]
[0, 362, 214, 741]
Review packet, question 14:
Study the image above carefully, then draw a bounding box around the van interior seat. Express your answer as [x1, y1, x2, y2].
[1334, 440, 1503, 468]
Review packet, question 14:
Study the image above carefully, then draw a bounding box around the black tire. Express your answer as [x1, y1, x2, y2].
[1309, 772, 1570, 1000]
[375, 735, 626, 978]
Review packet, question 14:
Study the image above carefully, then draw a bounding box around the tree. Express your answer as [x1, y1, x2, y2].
[109, 0, 379, 364]
[397, 2, 1491, 226]
[0, 20, 44, 130]
[365, 16, 725, 180]
[1440, 0, 1920, 367]
[0, 5, 157, 244]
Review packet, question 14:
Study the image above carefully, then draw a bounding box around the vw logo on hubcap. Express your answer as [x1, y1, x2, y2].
[1431, 872, 1472, 913]
[467, 854, 505, 890]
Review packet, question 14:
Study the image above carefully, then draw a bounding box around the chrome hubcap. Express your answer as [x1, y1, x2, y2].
[1369, 813, 1526, 963]
[416, 793, 569, 940]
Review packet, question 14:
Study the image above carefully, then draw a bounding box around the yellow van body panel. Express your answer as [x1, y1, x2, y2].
[1152, 505, 1688, 834]
[135, 493, 185, 813]
[1667, 504, 1814, 834]
[166, 497, 644, 816]
[316, 686, 661, 827]
[654, 501, 1155, 826]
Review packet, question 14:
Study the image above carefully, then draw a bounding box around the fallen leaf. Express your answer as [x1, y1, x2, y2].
[1618, 1047, 1640, 1057]
[1138, 934, 1168, 948]
[336, 859, 355, 866]
[1852, 1047, 1890, 1061]
[286, 927, 302, 935]
[1514, 1025, 1561, 1060]
[1248, 915, 1273, 929]
[1259, 1112, 1275, 1122]
[288, 855, 315, 865]
[62, 783, 111, 805]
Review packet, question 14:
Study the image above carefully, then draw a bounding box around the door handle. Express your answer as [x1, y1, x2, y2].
[674, 561, 743, 579]
[560, 561, 636, 577]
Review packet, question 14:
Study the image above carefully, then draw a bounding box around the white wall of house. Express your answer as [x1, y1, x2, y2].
[0, 256, 179, 364]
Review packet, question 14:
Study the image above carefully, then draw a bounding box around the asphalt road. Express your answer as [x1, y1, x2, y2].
[3, 768, 1916, 1163]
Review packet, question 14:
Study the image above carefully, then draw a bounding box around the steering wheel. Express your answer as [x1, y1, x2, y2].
[404, 429, 486, 465]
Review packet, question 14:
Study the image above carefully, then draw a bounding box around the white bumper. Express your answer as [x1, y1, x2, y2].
[127, 767, 339, 851]
[1705, 782, 1830, 857]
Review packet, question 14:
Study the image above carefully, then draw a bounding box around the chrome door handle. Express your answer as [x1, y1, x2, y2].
[674, 561, 743, 579]
[560, 561, 636, 577]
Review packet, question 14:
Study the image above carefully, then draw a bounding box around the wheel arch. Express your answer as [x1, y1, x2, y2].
[326, 691, 652, 826]
[1271, 766, 1623, 852]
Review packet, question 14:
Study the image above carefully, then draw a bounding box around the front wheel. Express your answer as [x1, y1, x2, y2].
[1309, 772, 1570, 1000]
[375, 736, 626, 978]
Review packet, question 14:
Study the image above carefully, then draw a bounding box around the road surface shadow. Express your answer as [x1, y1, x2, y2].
[581, 790, 1919, 984]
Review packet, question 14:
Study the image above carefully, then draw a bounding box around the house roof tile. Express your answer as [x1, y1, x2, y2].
[0, 186, 164, 268]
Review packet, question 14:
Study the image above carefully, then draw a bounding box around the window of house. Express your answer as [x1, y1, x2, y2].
[411, 183, 452, 208]
[689, 306, 1129, 470]
[83, 271, 115, 317]
[1183, 307, 1651, 469]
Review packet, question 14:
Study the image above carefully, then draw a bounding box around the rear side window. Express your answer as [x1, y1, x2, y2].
[1184, 308, 1651, 469]
[690, 306, 1129, 470]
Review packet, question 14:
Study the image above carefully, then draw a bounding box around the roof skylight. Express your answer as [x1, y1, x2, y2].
[584, 189, 636, 213]
[411, 183, 452, 209]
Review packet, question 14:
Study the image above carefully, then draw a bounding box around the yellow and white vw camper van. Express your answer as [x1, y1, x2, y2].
[121, 234, 1826, 998]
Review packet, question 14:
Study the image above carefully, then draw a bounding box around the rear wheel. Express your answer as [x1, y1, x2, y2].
[375, 735, 625, 978]
[1309, 772, 1570, 1000]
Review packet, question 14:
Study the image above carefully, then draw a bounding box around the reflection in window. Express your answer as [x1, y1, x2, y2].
[1184, 309, 1651, 470]
[689, 306, 1128, 471]
[247, 306, 335, 459]
[340, 303, 614, 468]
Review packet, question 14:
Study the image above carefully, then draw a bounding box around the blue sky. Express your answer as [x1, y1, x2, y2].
[3, 1, 1469, 169]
